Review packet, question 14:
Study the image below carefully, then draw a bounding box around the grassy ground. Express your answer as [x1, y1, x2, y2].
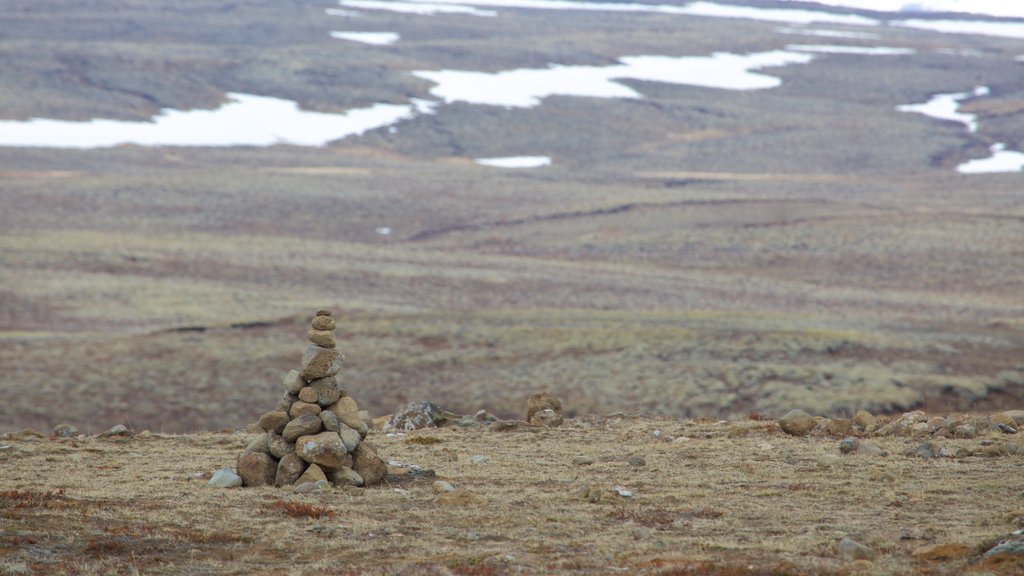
[2, 416, 1024, 575]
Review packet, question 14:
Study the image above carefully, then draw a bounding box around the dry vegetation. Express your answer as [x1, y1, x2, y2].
[3, 417, 1024, 575]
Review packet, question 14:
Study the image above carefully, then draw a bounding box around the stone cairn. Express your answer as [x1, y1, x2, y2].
[237, 309, 387, 488]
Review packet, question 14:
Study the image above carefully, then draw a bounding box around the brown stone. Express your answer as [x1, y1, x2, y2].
[315, 309, 332, 317]
[352, 442, 388, 486]
[320, 410, 340, 432]
[288, 401, 322, 419]
[311, 315, 336, 331]
[852, 410, 877, 429]
[282, 413, 323, 442]
[310, 377, 342, 407]
[826, 418, 852, 437]
[282, 370, 305, 394]
[275, 452, 307, 486]
[308, 329, 337, 348]
[296, 431, 350, 470]
[778, 409, 817, 436]
[912, 543, 972, 561]
[237, 452, 276, 487]
[245, 433, 270, 454]
[526, 392, 562, 421]
[328, 467, 364, 487]
[300, 345, 343, 380]
[298, 386, 319, 404]
[295, 463, 328, 486]
[330, 396, 362, 429]
[268, 433, 294, 459]
[258, 410, 289, 434]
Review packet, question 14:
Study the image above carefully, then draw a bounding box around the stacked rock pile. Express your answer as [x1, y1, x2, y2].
[237, 310, 387, 488]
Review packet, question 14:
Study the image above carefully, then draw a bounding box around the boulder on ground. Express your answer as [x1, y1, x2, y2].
[352, 442, 388, 485]
[385, 400, 444, 432]
[237, 452, 277, 487]
[778, 409, 817, 436]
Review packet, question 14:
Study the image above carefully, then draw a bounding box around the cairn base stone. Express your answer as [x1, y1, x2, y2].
[237, 452, 277, 487]
[275, 453, 307, 487]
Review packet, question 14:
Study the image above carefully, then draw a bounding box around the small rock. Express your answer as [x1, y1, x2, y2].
[612, 486, 633, 497]
[258, 410, 290, 434]
[778, 410, 817, 436]
[953, 424, 977, 439]
[310, 376, 342, 407]
[275, 452, 307, 486]
[288, 401, 322, 419]
[337, 423, 362, 453]
[295, 463, 328, 486]
[296, 431, 351, 469]
[237, 452, 277, 487]
[838, 437, 860, 454]
[471, 455, 489, 464]
[432, 480, 455, 494]
[352, 442, 388, 486]
[320, 410, 340, 432]
[98, 424, 131, 438]
[857, 443, 887, 457]
[926, 416, 948, 431]
[245, 433, 270, 454]
[475, 410, 496, 422]
[208, 468, 242, 488]
[328, 466, 364, 487]
[998, 423, 1018, 434]
[315, 309, 332, 317]
[298, 386, 319, 404]
[283, 413, 324, 442]
[526, 392, 562, 421]
[838, 537, 876, 562]
[827, 418, 852, 437]
[908, 442, 938, 459]
[282, 370, 305, 394]
[939, 446, 972, 458]
[852, 410, 877, 429]
[300, 345, 344, 380]
[981, 538, 1024, 563]
[529, 408, 564, 427]
[435, 487, 482, 505]
[294, 479, 331, 494]
[268, 433, 295, 458]
[330, 396, 363, 432]
[573, 456, 594, 466]
[311, 315, 336, 331]
[385, 400, 444, 432]
[308, 329, 337, 348]
[53, 424, 79, 438]
[627, 455, 646, 467]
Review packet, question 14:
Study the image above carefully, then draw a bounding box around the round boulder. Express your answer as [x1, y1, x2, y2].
[778, 409, 817, 436]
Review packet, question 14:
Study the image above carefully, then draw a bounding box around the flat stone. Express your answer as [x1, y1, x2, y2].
[282, 413, 323, 442]
[308, 329, 337, 348]
[300, 345, 343, 380]
[282, 370, 305, 394]
[526, 392, 562, 421]
[315, 309, 332, 317]
[209, 468, 242, 488]
[295, 463, 328, 486]
[296, 431, 350, 470]
[294, 479, 330, 494]
[857, 443, 887, 457]
[352, 442, 388, 486]
[245, 433, 270, 454]
[275, 452, 307, 486]
[311, 315, 336, 331]
[268, 433, 295, 459]
[53, 424, 79, 438]
[288, 401, 322, 419]
[237, 452, 277, 487]
[778, 410, 817, 436]
[310, 377, 342, 407]
[328, 466, 364, 487]
[258, 410, 289, 434]
[98, 424, 131, 438]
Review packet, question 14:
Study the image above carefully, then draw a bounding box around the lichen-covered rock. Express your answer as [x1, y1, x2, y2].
[385, 400, 443, 432]
[267, 433, 294, 459]
[300, 345, 343, 380]
[237, 452, 276, 487]
[352, 442, 388, 485]
[778, 409, 817, 436]
[527, 392, 562, 421]
[282, 413, 323, 442]
[296, 431, 350, 470]
[275, 452, 306, 486]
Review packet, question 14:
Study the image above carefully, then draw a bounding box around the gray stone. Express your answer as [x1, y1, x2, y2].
[296, 431, 350, 470]
[433, 480, 455, 494]
[838, 437, 860, 454]
[209, 468, 242, 488]
[237, 452, 277, 487]
[330, 396, 364, 431]
[53, 424, 79, 438]
[283, 370, 305, 394]
[275, 452, 307, 486]
[857, 443, 887, 457]
[294, 479, 331, 494]
[328, 466, 364, 487]
[320, 410, 340, 432]
[628, 455, 646, 467]
[295, 462, 328, 485]
[529, 408, 564, 427]
[908, 442, 938, 459]
[268, 433, 295, 459]
[245, 433, 270, 454]
[282, 413, 323, 442]
[98, 424, 131, 438]
[385, 400, 443, 432]
[838, 537, 876, 561]
[300, 345, 343, 380]
[778, 410, 817, 436]
[310, 376, 342, 407]
[337, 423, 361, 453]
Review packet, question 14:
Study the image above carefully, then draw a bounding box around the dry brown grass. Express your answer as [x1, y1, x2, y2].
[2, 417, 1024, 575]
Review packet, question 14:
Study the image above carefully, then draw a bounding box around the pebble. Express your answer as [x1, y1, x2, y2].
[857, 443, 886, 457]
[288, 400, 322, 419]
[315, 309, 332, 317]
[838, 437, 860, 454]
[852, 410, 877, 429]
[320, 410, 340, 432]
[907, 442, 938, 459]
[778, 410, 817, 436]
[627, 455, 646, 467]
[337, 424, 362, 453]
[816, 455, 843, 469]
[311, 315, 336, 331]
[838, 537, 877, 561]
[526, 392, 562, 421]
[208, 468, 242, 488]
[328, 467, 364, 487]
[827, 418, 852, 437]
[294, 479, 331, 494]
[53, 424, 79, 438]
[573, 456, 594, 466]
[98, 424, 131, 438]
[432, 480, 455, 494]
[471, 455, 489, 464]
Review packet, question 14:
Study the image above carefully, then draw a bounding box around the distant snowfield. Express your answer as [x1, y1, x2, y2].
[957, 144, 1024, 174]
[475, 156, 551, 168]
[896, 86, 988, 133]
[786, 44, 914, 55]
[778, 0, 1024, 19]
[330, 31, 400, 45]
